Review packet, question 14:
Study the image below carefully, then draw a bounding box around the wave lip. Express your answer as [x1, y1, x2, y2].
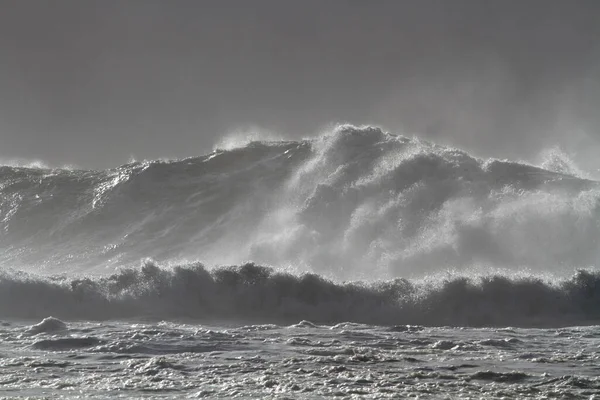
[1, 262, 600, 328]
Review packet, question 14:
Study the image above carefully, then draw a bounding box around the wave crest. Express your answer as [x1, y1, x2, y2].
[1, 125, 599, 278]
[1, 261, 599, 327]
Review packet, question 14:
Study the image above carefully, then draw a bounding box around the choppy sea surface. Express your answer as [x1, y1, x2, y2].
[2, 125, 600, 398]
[1, 317, 599, 399]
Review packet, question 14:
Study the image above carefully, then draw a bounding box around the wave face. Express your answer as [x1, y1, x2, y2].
[2, 261, 600, 327]
[1, 125, 598, 279]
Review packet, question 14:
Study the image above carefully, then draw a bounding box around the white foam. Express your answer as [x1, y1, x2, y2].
[27, 317, 68, 334]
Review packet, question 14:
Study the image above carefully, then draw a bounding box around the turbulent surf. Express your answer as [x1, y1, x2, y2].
[3, 125, 600, 398]
[2, 125, 600, 326]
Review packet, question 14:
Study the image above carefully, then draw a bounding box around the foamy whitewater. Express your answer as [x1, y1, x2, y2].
[1, 125, 599, 398]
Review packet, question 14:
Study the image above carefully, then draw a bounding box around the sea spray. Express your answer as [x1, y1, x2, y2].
[1, 125, 599, 279]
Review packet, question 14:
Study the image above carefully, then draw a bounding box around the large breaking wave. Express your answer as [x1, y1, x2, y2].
[2, 125, 598, 278]
[1, 124, 600, 326]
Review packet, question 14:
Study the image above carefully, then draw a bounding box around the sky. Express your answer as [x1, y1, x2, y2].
[0, 0, 599, 170]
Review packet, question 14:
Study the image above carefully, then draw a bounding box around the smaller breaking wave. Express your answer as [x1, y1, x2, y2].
[1, 261, 599, 327]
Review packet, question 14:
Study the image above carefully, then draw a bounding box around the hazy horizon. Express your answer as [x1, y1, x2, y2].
[1, 0, 599, 170]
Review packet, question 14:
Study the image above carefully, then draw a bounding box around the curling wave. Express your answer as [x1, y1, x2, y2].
[1, 261, 599, 327]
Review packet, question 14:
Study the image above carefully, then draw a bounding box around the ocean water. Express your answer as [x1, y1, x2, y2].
[1, 125, 600, 398]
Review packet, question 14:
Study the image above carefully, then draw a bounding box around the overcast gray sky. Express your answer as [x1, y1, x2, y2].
[1, 0, 599, 169]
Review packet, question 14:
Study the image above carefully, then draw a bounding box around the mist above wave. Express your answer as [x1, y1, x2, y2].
[1, 261, 599, 327]
[0, 125, 598, 278]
